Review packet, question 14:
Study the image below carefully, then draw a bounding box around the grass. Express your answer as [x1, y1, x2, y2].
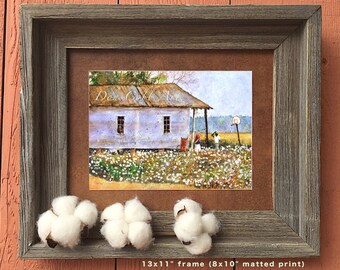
[195, 132, 252, 147]
[89, 145, 252, 190]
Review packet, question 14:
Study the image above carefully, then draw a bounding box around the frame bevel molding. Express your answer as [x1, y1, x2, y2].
[20, 4, 321, 258]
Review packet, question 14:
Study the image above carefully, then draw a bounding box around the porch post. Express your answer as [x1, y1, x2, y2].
[191, 109, 196, 150]
[204, 108, 209, 147]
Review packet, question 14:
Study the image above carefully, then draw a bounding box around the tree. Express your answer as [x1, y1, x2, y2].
[163, 71, 197, 87]
[88, 70, 197, 86]
[89, 71, 168, 86]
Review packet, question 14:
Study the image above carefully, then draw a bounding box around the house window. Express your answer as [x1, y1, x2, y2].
[117, 116, 125, 134]
[164, 116, 170, 134]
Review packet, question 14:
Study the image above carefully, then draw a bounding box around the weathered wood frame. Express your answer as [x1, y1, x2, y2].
[19, 5, 321, 259]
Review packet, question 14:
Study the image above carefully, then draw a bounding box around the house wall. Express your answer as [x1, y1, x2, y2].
[89, 107, 190, 149]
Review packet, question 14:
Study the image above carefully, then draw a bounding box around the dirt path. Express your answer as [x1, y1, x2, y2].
[89, 175, 197, 190]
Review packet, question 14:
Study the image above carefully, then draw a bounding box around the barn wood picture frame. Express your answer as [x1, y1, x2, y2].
[20, 5, 321, 259]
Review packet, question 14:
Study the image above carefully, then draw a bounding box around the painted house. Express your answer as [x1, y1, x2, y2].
[89, 83, 211, 149]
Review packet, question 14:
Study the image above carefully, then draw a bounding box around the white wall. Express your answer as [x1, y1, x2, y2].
[89, 107, 190, 149]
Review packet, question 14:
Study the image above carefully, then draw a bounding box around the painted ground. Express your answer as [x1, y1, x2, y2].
[89, 143, 252, 190]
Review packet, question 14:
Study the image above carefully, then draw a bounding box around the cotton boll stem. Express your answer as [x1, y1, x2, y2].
[184, 233, 212, 255]
[46, 237, 58, 248]
[173, 198, 202, 218]
[52, 195, 79, 216]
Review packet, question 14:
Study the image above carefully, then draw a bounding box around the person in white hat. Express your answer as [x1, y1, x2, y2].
[212, 131, 220, 149]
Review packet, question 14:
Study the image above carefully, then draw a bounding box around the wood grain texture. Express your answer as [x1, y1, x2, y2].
[233, 1, 339, 270]
[0, 1, 326, 270]
[23, 211, 317, 259]
[43, 21, 298, 50]
[19, 4, 320, 260]
[273, 26, 302, 234]
[0, 0, 4, 158]
[2, 2, 116, 270]
[115, 2, 229, 269]
[120, 0, 228, 4]
[299, 8, 321, 254]
[21, 4, 320, 20]
[39, 16, 68, 215]
[273, 7, 321, 248]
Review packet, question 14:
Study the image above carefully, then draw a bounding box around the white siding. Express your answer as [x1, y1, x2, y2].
[89, 107, 190, 149]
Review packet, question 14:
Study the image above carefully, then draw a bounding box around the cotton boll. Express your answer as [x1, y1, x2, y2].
[74, 200, 98, 229]
[101, 220, 129, 249]
[124, 197, 151, 223]
[101, 202, 125, 223]
[184, 233, 212, 255]
[52, 195, 79, 216]
[174, 213, 203, 242]
[202, 213, 220, 236]
[50, 214, 82, 248]
[173, 198, 202, 218]
[37, 210, 58, 244]
[128, 222, 153, 250]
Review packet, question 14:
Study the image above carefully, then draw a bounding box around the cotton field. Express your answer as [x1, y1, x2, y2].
[89, 146, 252, 190]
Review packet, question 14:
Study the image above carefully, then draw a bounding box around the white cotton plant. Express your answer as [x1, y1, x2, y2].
[36, 195, 99, 248]
[52, 195, 79, 216]
[100, 198, 154, 250]
[173, 198, 220, 255]
[50, 214, 82, 248]
[173, 198, 202, 218]
[100, 202, 125, 223]
[37, 210, 58, 245]
[101, 219, 129, 249]
[174, 213, 203, 242]
[201, 213, 220, 236]
[128, 222, 153, 250]
[100, 202, 129, 249]
[124, 198, 153, 249]
[184, 233, 212, 255]
[74, 200, 98, 229]
[124, 197, 152, 223]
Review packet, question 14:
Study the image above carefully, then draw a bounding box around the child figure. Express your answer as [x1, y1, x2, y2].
[194, 134, 201, 152]
[212, 131, 220, 149]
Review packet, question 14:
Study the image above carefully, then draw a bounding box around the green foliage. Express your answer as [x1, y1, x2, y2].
[89, 71, 168, 86]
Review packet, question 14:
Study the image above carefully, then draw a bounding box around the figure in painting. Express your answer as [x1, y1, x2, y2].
[194, 134, 201, 152]
[212, 131, 220, 149]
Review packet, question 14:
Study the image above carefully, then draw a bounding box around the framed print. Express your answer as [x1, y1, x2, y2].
[88, 70, 252, 191]
[68, 49, 272, 212]
[20, 5, 321, 258]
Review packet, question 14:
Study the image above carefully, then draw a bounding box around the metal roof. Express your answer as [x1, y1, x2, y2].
[89, 83, 212, 109]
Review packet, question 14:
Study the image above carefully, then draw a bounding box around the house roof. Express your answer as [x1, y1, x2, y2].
[89, 83, 212, 109]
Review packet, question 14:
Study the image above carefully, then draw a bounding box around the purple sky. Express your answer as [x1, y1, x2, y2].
[146, 70, 252, 117]
[171, 71, 252, 117]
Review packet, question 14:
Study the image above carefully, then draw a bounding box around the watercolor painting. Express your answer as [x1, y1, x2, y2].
[88, 71, 252, 190]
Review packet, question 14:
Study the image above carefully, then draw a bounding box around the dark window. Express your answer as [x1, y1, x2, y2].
[164, 116, 170, 134]
[117, 116, 125, 134]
